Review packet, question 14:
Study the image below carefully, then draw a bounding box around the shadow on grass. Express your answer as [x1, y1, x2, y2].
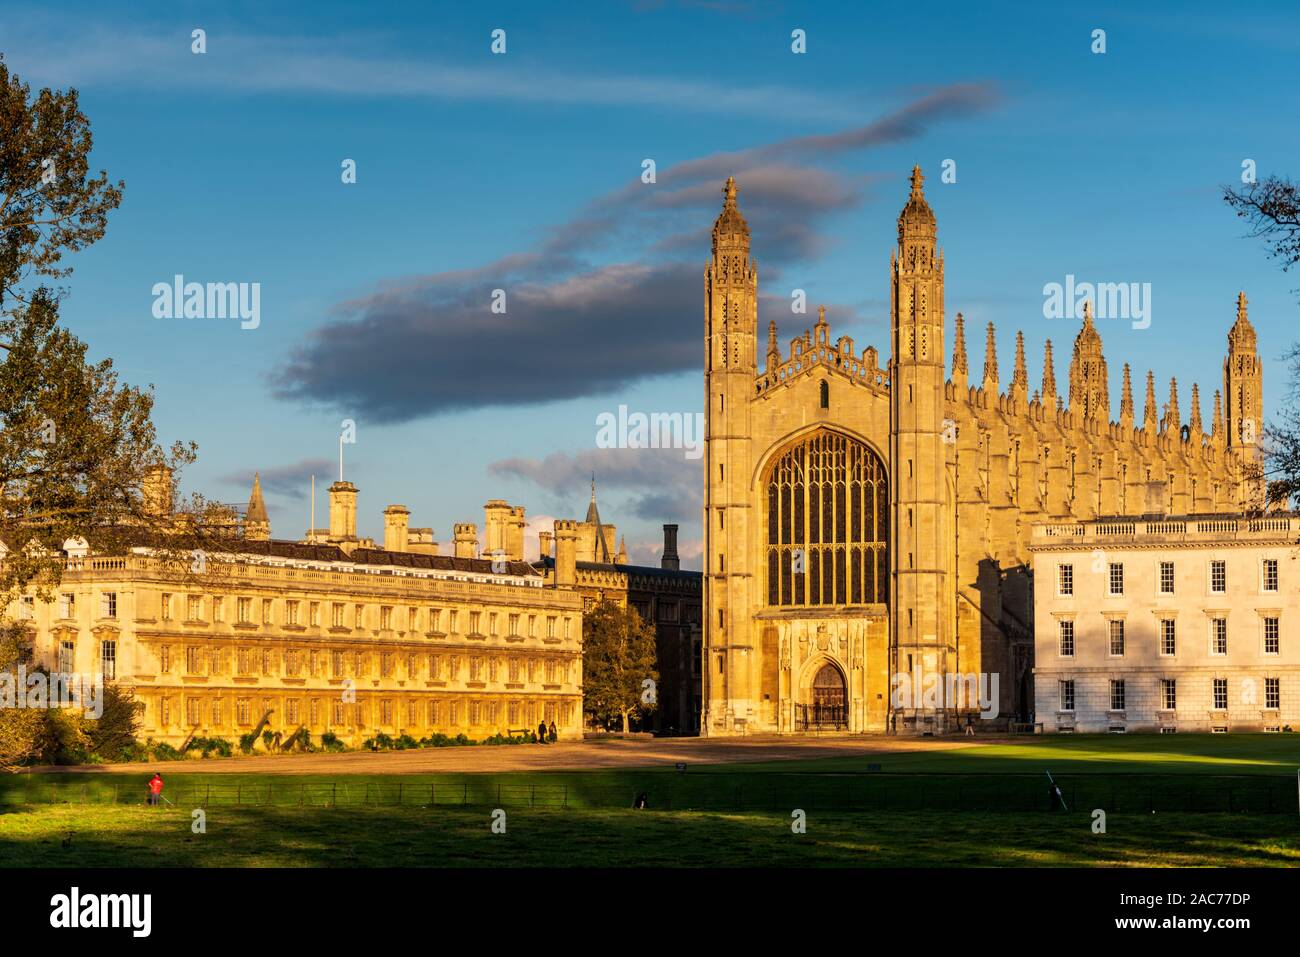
[1, 804, 1297, 868]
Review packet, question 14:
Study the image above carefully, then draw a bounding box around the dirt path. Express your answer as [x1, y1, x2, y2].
[27, 735, 998, 775]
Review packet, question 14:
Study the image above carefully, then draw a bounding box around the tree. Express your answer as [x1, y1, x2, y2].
[0, 54, 123, 318]
[1224, 175, 1300, 279]
[0, 59, 227, 769]
[1225, 174, 1300, 507]
[581, 599, 658, 733]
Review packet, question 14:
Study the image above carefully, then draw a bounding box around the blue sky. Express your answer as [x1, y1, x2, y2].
[3, 0, 1298, 567]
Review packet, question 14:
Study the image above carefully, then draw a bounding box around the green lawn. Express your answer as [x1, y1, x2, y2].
[1, 804, 1296, 867]
[2, 734, 1296, 867]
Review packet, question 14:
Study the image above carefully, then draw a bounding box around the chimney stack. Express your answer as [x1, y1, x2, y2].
[554, 520, 578, 587]
[506, 505, 526, 562]
[328, 481, 358, 540]
[538, 530, 554, 562]
[453, 523, 478, 559]
[141, 464, 174, 518]
[407, 528, 438, 555]
[661, 523, 680, 570]
[383, 505, 410, 552]
[483, 500, 510, 559]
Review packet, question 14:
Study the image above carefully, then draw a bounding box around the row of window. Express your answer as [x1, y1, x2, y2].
[1059, 676, 1282, 712]
[39, 590, 575, 641]
[147, 643, 574, 685]
[1058, 558, 1279, 598]
[1058, 615, 1281, 658]
[155, 695, 575, 729]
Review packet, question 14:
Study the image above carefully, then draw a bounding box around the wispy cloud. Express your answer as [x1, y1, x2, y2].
[2, 21, 865, 122]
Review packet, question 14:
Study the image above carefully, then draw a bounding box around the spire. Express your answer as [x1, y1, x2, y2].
[1211, 389, 1225, 447]
[245, 472, 270, 541]
[1041, 339, 1057, 411]
[711, 176, 750, 255]
[951, 312, 968, 387]
[766, 318, 779, 370]
[1120, 363, 1134, 429]
[981, 321, 998, 392]
[1011, 331, 1029, 402]
[585, 474, 601, 526]
[1163, 377, 1181, 435]
[1228, 290, 1256, 352]
[1068, 301, 1108, 421]
[616, 535, 628, 565]
[1189, 383, 1204, 439]
[897, 164, 937, 250]
[1224, 289, 1262, 454]
[1143, 370, 1158, 432]
[814, 304, 828, 344]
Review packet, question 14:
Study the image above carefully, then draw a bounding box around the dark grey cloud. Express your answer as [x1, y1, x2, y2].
[271, 83, 1001, 423]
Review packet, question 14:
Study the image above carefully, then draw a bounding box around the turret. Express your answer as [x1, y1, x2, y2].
[981, 321, 997, 394]
[1010, 331, 1029, 405]
[951, 312, 968, 390]
[1119, 364, 1134, 432]
[1224, 291, 1263, 454]
[1143, 371, 1159, 434]
[245, 472, 270, 541]
[1040, 340, 1057, 413]
[1067, 303, 1109, 421]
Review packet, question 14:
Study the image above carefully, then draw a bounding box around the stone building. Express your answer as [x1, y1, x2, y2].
[702, 168, 1265, 735]
[538, 490, 702, 734]
[1029, 515, 1300, 732]
[17, 473, 584, 747]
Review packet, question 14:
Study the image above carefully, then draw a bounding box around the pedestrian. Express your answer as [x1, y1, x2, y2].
[537, 719, 548, 744]
[147, 772, 164, 807]
[964, 714, 974, 736]
[548, 720, 557, 743]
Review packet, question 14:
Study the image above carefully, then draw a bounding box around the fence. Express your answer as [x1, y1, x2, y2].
[4, 771, 1295, 815]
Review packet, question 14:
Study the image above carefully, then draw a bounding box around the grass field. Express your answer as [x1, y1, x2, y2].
[2, 734, 1297, 867]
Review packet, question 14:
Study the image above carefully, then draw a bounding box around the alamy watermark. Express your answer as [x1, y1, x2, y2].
[0, 667, 104, 718]
[152, 274, 260, 329]
[595, 405, 704, 460]
[1042, 274, 1150, 330]
[890, 668, 1000, 718]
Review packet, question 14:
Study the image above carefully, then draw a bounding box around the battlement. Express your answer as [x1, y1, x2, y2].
[755, 307, 889, 397]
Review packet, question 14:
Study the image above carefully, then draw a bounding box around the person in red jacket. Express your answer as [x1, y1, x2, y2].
[147, 773, 164, 806]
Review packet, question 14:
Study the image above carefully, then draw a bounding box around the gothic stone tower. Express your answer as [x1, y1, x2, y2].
[700, 168, 1261, 736]
[702, 177, 758, 732]
[889, 166, 952, 728]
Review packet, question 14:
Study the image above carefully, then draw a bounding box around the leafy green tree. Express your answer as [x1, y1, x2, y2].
[0, 54, 123, 318]
[0, 59, 226, 769]
[582, 599, 658, 733]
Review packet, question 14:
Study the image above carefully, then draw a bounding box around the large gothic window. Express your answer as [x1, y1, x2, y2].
[766, 431, 888, 607]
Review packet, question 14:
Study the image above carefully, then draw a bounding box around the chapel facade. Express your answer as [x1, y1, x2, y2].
[701, 168, 1264, 735]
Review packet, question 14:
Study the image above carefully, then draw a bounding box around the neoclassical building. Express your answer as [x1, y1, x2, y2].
[18, 474, 585, 747]
[1029, 515, 1300, 732]
[701, 169, 1265, 735]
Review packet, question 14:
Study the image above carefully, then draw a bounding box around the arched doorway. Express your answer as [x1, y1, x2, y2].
[797, 663, 847, 730]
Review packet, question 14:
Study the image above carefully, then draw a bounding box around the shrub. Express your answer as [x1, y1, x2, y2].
[150, 741, 183, 761]
[185, 736, 233, 759]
